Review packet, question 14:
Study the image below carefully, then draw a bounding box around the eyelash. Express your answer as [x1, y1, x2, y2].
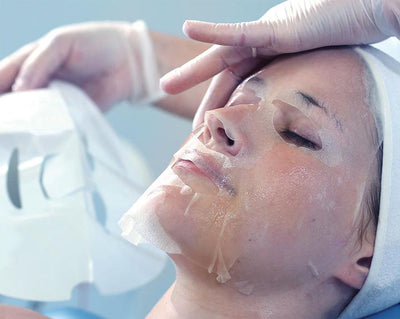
[281, 130, 320, 150]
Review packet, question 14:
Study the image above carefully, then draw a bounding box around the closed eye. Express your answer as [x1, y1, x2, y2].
[281, 130, 321, 150]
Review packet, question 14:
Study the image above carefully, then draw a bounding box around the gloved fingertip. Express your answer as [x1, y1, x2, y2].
[183, 20, 200, 34]
[192, 109, 205, 131]
[159, 74, 171, 93]
[182, 21, 190, 37]
[159, 69, 182, 94]
[12, 78, 30, 91]
[183, 20, 212, 38]
[183, 20, 199, 26]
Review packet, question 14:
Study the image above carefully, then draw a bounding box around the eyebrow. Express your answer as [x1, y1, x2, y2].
[247, 76, 264, 85]
[243, 76, 344, 131]
[295, 91, 344, 132]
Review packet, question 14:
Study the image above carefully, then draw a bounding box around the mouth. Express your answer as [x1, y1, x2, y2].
[172, 150, 235, 195]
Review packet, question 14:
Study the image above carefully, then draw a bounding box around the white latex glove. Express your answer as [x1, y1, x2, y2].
[160, 0, 400, 129]
[0, 21, 162, 111]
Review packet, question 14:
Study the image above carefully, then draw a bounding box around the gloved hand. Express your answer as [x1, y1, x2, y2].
[0, 21, 162, 111]
[160, 0, 400, 128]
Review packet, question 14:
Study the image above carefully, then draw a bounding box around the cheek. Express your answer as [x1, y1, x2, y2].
[233, 146, 361, 278]
[238, 147, 332, 230]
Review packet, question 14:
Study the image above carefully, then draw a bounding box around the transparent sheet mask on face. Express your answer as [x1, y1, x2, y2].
[119, 103, 278, 284]
[120, 51, 383, 294]
[0, 81, 167, 301]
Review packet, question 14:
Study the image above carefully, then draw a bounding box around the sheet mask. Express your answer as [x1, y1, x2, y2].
[0, 81, 167, 301]
[120, 100, 285, 285]
[120, 47, 384, 296]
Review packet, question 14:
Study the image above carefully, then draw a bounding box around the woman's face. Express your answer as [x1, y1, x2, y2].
[125, 49, 378, 293]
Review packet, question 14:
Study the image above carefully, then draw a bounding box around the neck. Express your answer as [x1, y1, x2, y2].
[147, 255, 354, 319]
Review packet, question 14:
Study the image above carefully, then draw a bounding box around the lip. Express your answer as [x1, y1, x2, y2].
[172, 150, 235, 195]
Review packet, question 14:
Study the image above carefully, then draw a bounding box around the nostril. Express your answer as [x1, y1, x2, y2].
[204, 113, 242, 156]
[217, 127, 235, 146]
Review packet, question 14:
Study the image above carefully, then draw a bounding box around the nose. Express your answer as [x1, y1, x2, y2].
[203, 106, 250, 156]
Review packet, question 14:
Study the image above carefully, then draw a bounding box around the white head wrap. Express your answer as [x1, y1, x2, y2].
[339, 44, 400, 318]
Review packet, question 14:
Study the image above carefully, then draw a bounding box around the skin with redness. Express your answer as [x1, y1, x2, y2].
[125, 48, 380, 318]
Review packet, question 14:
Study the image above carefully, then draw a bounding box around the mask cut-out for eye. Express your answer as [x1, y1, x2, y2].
[7, 148, 22, 209]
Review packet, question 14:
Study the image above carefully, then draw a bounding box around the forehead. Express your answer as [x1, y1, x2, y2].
[256, 49, 367, 105]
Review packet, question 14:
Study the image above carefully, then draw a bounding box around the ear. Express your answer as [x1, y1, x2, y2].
[334, 241, 374, 290]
